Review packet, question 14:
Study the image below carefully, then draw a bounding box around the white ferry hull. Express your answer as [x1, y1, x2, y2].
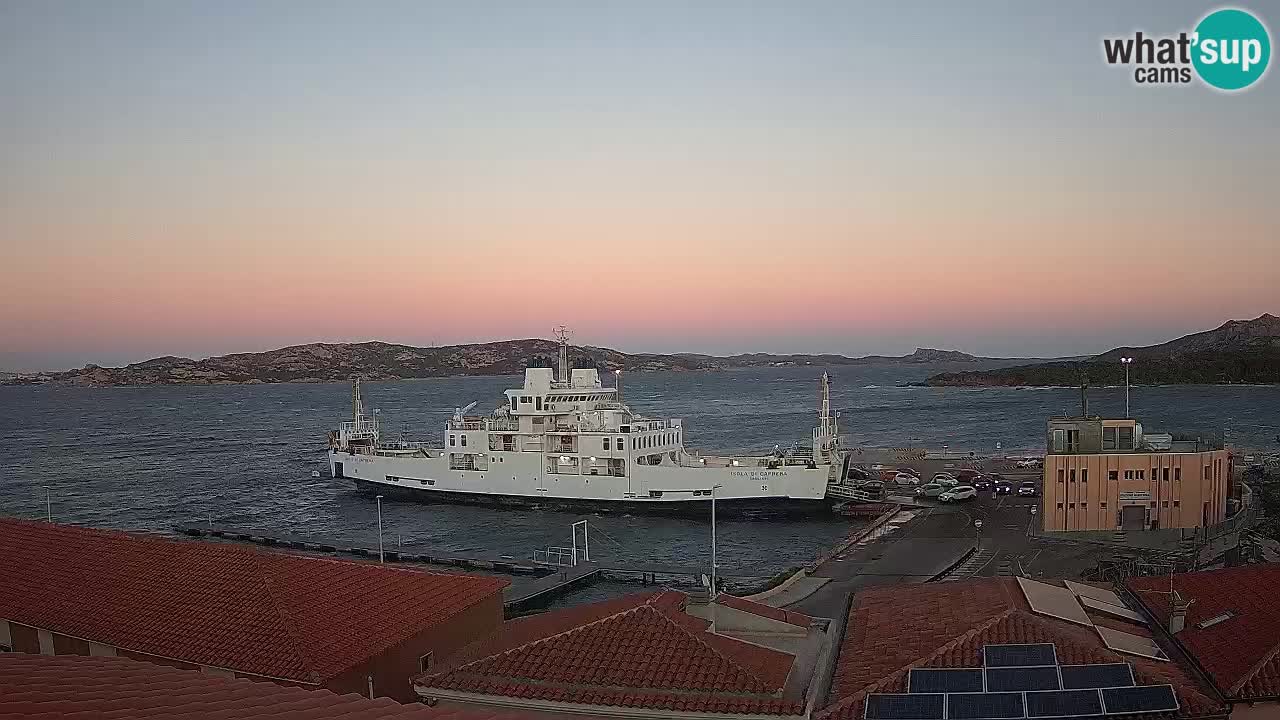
[329, 450, 834, 516]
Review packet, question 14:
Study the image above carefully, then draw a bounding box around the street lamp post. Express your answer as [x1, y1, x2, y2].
[375, 494, 385, 563]
[1121, 357, 1134, 418]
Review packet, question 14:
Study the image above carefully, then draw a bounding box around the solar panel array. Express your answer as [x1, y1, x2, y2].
[865, 644, 1179, 720]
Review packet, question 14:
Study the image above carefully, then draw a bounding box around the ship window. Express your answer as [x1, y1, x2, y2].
[521, 396, 532, 403]
[536, 396, 543, 411]
[461, 435, 467, 447]
[603, 438, 610, 451]
[510, 397, 517, 410]
[449, 435, 456, 447]
[617, 437, 623, 450]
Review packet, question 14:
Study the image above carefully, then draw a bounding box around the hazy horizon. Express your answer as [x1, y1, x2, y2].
[4, 1, 1277, 372]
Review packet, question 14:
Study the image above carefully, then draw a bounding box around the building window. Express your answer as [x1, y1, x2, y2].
[1175, 467, 1182, 481]
[1057, 503, 1064, 509]
[1103, 427, 1117, 450]
[1081, 503, 1087, 510]
[603, 438, 610, 451]
[1118, 426, 1134, 449]
[1053, 429, 1065, 452]
[419, 652, 433, 673]
[1069, 469, 1076, 483]
[1162, 501, 1169, 507]
[1163, 468, 1170, 481]
[1069, 503, 1076, 509]
[1066, 429, 1080, 453]
[1101, 502, 1108, 509]
[1151, 468, 1158, 481]
[1136, 470, 1145, 480]
[449, 435, 456, 447]
[1058, 468, 1065, 484]
[1108, 470, 1118, 481]
[1204, 465, 1210, 479]
[1173, 500, 1180, 507]
[1081, 469, 1088, 483]
[1124, 470, 1134, 480]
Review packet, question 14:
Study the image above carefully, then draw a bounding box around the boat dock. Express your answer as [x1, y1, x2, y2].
[174, 523, 757, 613]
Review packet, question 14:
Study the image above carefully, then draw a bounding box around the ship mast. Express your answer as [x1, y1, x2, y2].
[554, 325, 571, 383]
[352, 377, 363, 424]
[818, 372, 836, 437]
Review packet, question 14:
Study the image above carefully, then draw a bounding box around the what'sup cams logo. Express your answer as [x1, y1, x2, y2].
[1103, 7, 1270, 91]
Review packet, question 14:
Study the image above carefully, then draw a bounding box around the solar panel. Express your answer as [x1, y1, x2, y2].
[865, 693, 946, 720]
[1060, 664, 1134, 690]
[947, 692, 1026, 720]
[909, 668, 985, 694]
[1078, 596, 1146, 623]
[985, 644, 1058, 667]
[1095, 627, 1169, 661]
[1100, 685, 1179, 715]
[986, 667, 1062, 692]
[1018, 577, 1094, 627]
[1025, 689, 1105, 718]
[1063, 580, 1125, 607]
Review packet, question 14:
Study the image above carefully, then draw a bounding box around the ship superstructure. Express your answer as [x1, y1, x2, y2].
[328, 334, 846, 513]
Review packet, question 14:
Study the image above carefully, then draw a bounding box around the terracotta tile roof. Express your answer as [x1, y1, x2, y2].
[819, 578, 1227, 720]
[1129, 564, 1280, 701]
[0, 652, 549, 720]
[0, 518, 506, 683]
[717, 594, 814, 628]
[417, 590, 804, 716]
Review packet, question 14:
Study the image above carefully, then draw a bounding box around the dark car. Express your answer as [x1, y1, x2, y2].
[994, 481, 1014, 495]
[1017, 481, 1039, 497]
[956, 468, 983, 482]
[973, 476, 993, 491]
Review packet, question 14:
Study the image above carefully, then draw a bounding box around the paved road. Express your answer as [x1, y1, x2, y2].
[787, 473, 1125, 618]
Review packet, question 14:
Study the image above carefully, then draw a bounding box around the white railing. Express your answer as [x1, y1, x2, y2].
[534, 547, 579, 567]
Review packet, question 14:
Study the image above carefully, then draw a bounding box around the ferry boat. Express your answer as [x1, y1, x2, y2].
[327, 335, 857, 515]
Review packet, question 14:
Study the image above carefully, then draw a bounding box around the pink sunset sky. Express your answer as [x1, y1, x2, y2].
[2, 2, 1277, 371]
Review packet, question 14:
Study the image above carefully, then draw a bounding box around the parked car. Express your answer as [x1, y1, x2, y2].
[956, 469, 983, 482]
[1015, 458, 1044, 469]
[932, 473, 959, 487]
[972, 476, 993, 491]
[899, 467, 922, 478]
[894, 472, 922, 486]
[940, 486, 978, 502]
[994, 481, 1014, 495]
[1017, 481, 1039, 497]
[915, 483, 946, 498]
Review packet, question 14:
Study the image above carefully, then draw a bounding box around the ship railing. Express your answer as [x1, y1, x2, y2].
[446, 419, 484, 431]
[380, 440, 434, 450]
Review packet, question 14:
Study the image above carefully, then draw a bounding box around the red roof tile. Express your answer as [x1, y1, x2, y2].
[0, 518, 506, 683]
[417, 590, 803, 716]
[1129, 564, 1280, 701]
[0, 652, 554, 720]
[819, 578, 1226, 720]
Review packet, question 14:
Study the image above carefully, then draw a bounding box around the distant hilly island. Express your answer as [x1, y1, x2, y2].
[3, 313, 1276, 387]
[924, 313, 1280, 387]
[1, 343, 1059, 388]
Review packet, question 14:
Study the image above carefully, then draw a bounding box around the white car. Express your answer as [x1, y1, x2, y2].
[940, 486, 977, 502]
[932, 473, 958, 487]
[894, 472, 922, 486]
[1015, 458, 1044, 468]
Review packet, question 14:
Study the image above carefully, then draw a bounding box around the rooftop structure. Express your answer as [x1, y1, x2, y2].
[1128, 563, 1280, 704]
[414, 590, 827, 717]
[819, 577, 1226, 720]
[0, 518, 507, 701]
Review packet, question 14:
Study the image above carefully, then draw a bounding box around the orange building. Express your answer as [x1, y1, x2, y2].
[1041, 417, 1230, 532]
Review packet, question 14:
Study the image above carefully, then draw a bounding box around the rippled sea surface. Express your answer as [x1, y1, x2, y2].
[3, 363, 1277, 599]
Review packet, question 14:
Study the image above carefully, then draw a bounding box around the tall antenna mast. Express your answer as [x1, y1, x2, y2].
[352, 378, 363, 423]
[553, 325, 571, 383]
